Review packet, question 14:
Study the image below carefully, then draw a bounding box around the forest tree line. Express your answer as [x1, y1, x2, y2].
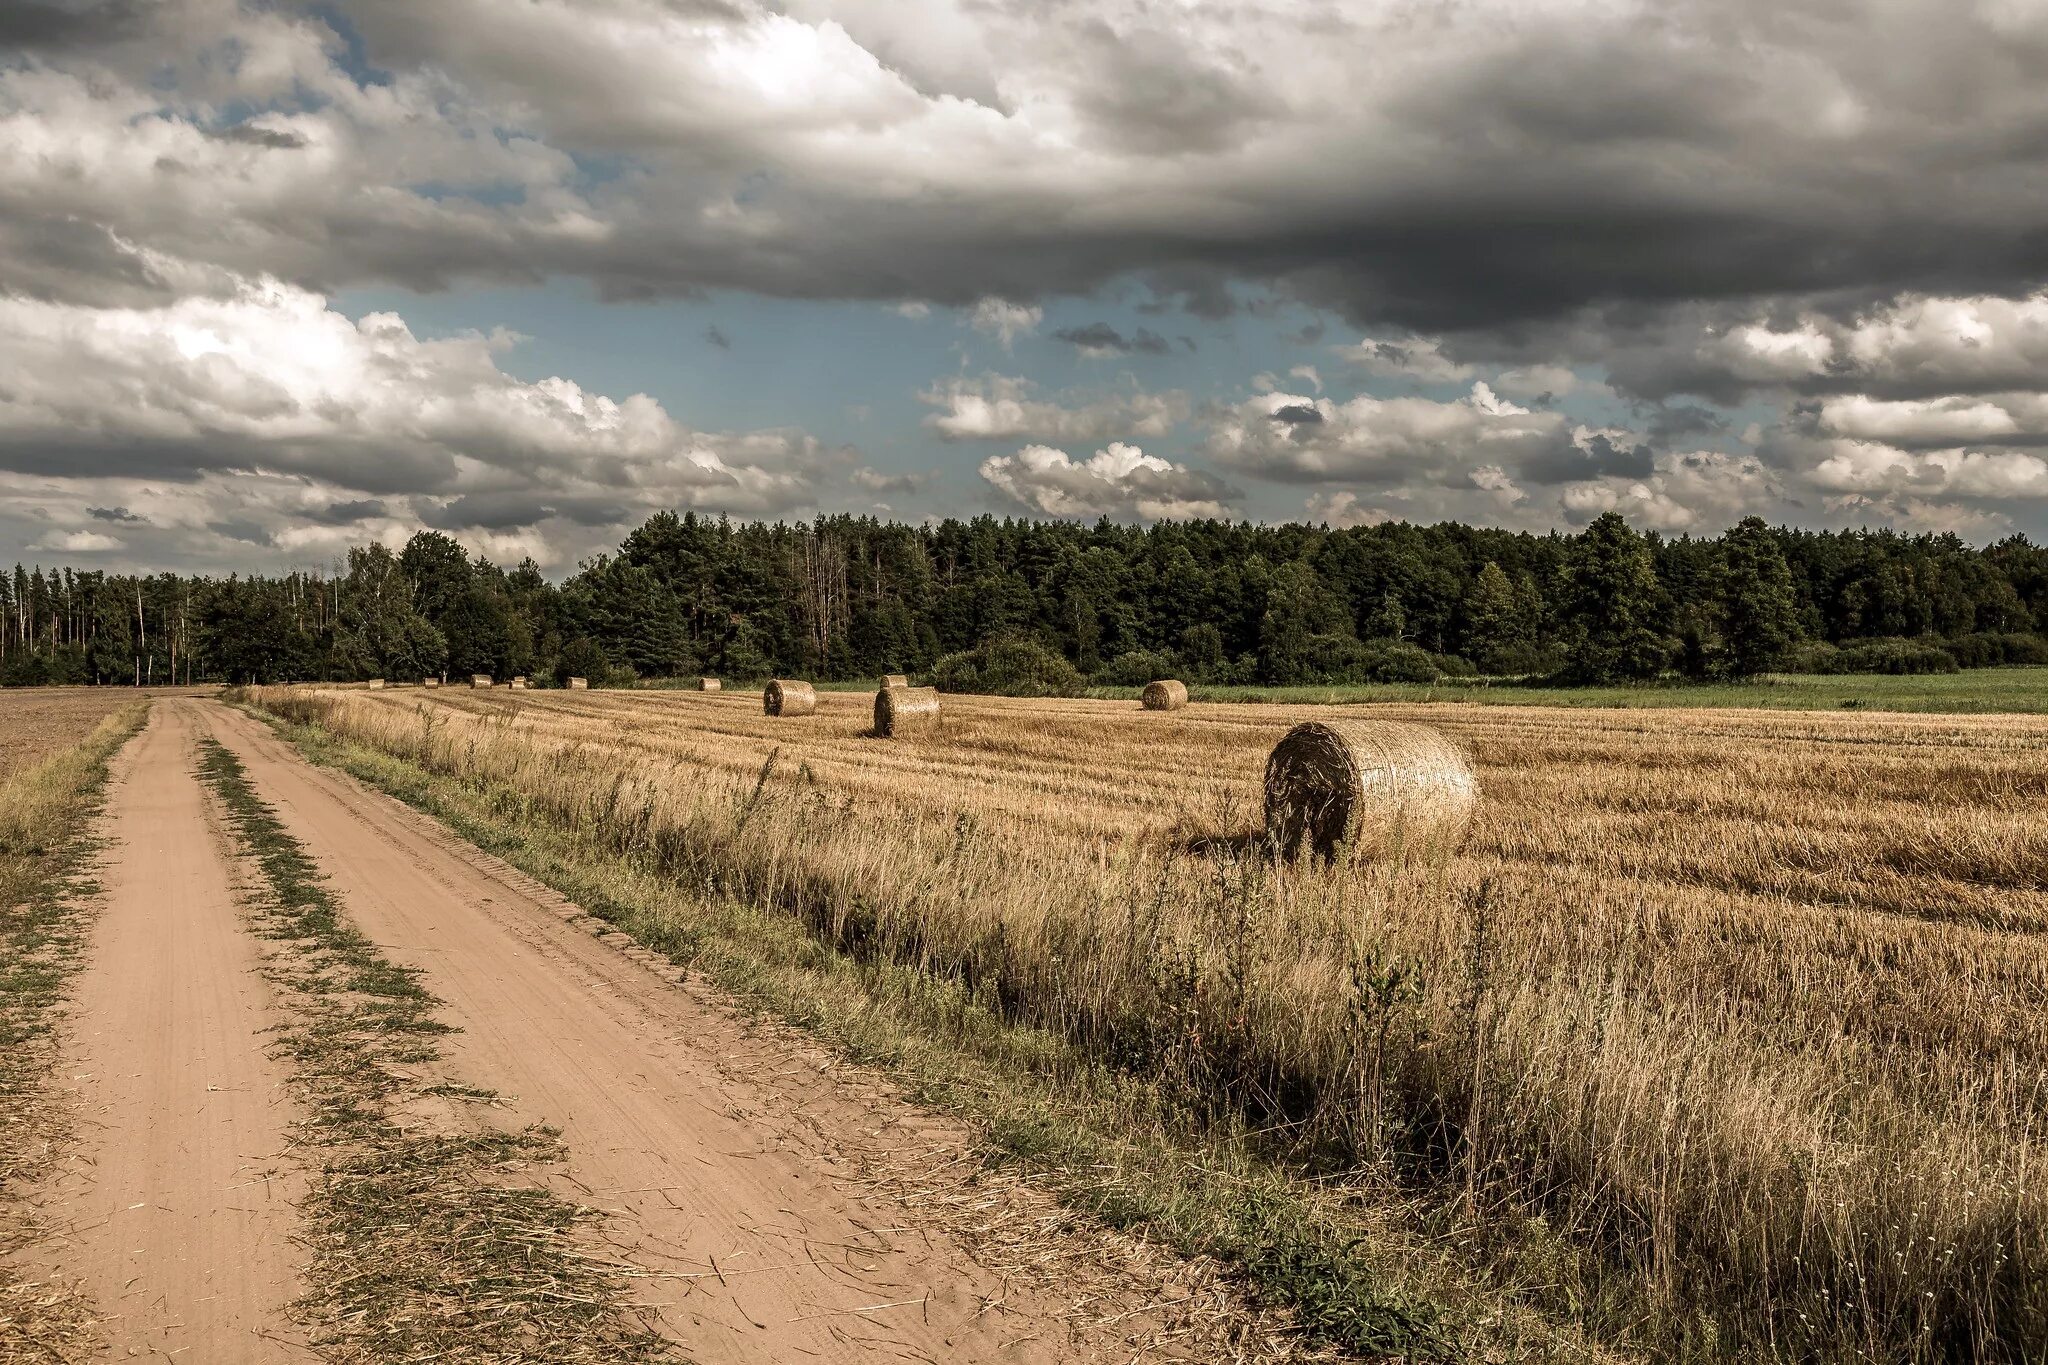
[3, 510, 2046, 689]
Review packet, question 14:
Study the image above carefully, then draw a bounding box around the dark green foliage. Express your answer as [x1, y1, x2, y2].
[1556, 513, 1671, 684]
[1821, 638, 1963, 675]
[1944, 631, 2048, 667]
[554, 636, 612, 688]
[1096, 648, 1182, 687]
[932, 633, 1085, 696]
[1712, 516, 1802, 679]
[3, 510, 2046, 688]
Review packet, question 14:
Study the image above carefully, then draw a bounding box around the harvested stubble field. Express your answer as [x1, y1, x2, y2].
[249, 683, 2048, 1362]
[0, 688, 159, 782]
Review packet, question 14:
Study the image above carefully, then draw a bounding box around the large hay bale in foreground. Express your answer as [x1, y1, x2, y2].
[1141, 679, 1187, 711]
[1264, 719, 1476, 862]
[874, 685, 940, 738]
[764, 679, 818, 716]
[470, 674, 493, 689]
[880, 673, 909, 689]
[566, 676, 588, 691]
[697, 677, 722, 692]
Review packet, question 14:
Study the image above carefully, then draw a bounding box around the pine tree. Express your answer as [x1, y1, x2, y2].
[1716, 516, 1802, 678]
[1465, 561, 1528, 673]
[1557, 513, 1669, 683]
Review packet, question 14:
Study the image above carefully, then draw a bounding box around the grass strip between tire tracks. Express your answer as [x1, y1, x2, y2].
[195, 737, 680, 1365]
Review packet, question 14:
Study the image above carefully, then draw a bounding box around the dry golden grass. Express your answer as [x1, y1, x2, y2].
[249, 684, 2048, 1361]
[0, 689, 159, 784]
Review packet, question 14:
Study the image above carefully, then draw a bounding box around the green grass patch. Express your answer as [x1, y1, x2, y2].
[1078, 666, 2048, 714]
[194, 739, 677, 1365]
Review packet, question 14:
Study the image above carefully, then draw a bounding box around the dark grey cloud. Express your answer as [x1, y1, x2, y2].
[1269, 403, 1323, 426]
[1520, 433, 1657, 486]
[6, 0, 2048, 342]
[0, 0, 142, 49]
[1644, 402, 1728, 443]
[87, 505, 145, 522]
[419, 493, 626, 532]
[206, 124, 308, 150]
[207, 518, 274, 546]
[1052, 322, 1171, 356]
[705, 324, 731, 350]
[303, 498, 388, 525]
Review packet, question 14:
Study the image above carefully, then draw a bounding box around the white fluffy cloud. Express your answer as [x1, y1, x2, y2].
[1558, 451, 1782, 533]
[920, 374, 1187, 442]
[0, 272, 843, 565]
[1206, 381, 1570, 485]
[1616, 292, 2048, 403]
[978, 442, 1238, 521]
[1334, 336, 1474, 384]
[968, 298, 1043, 349]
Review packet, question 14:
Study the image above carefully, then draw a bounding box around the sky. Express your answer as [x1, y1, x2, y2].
[4, 0, 2048, 576]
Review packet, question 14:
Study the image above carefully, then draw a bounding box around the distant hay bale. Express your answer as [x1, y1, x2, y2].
[423, 677, 440, 689]
[697, 677, 722, 692]
[1263, 719, 1477, 862]
[567, 676, 588, 690]
[874, 684, 940, 738]
[880, 673, 909, 689]
[764, 679, 818, 716]
[470, 674, 493, 689]
[366, 678, 385, 690]
[1141, 679, 1187, 711]
[510, 676, 529, 690]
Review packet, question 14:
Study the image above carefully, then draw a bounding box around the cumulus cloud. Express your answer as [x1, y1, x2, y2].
[979, 442, 1239, 522]
[920, 374, 1188, 442]
[4, 0, 2046, 335]
[0, 274, 845, 564]
[969, 299, 1042, 350]
[28, 529, 124, 553]
[11, 1, 2048, 546]
[1207, 381, 1572, 486]
[1604, 292, 2048, 404]
[1304, 491, 1392, 529]
[1334, 336, 1474, 384]
[1558, 451, 1783, 533]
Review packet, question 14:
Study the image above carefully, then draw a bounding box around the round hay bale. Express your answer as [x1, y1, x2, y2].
[566, 676, 589, 690]
[470, 674, 493, 689]
[880, 673, 909, 690]
[697, 677, 722, 692]
[423, 677, 441, 688]
[1141, 679, 1187, 711]
[366, 678, 385, 690]
[764, 679, 818, 716]
[1263, 719, 1476, 862]
[874, 684, 940, 738]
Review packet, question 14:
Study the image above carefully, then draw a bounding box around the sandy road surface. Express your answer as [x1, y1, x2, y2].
[194, 699, 1204, 1364]
[13, 701, 311, 1362]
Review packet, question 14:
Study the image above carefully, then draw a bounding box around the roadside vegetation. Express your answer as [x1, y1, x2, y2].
[244, 684, 2048, 1362]
[195, 739, 676, 1364]
[0, 696, 149, 1357]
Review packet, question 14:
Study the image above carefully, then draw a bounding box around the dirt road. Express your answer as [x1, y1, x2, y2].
[9, 695, 1247, 1361]
[15, 701, 311, 1362]
[164, 696, 1221, 1363]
